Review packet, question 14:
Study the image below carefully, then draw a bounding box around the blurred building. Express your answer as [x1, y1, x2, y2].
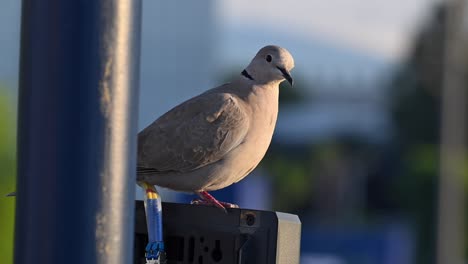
[137, 1, 219, 200]
[138, 0, 218, 129]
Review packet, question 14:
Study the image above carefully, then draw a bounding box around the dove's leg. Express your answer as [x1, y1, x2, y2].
[140, 182, 166, 263]
[191, 191, 239, 211]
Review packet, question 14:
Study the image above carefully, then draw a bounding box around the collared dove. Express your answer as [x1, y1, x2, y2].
[137, 45, 294, 209]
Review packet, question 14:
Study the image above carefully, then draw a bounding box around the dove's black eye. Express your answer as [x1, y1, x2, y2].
[266, 55, 272, 62]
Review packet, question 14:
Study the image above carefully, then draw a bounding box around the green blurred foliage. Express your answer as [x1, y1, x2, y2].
[0, 85, 16, 264]
[264, 137, 379, 222]
[391, 145, 438, 264]
[263, 151, 312, 211]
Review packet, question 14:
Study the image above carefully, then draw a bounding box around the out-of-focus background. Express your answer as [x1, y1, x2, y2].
[1, 0, 467, 263]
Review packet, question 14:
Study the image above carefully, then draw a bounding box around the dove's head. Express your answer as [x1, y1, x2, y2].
[244, 45, 295, 86]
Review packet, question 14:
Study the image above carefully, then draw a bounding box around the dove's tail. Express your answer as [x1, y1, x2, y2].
[6, 192, 16, 197]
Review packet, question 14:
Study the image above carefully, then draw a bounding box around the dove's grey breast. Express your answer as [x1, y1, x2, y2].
[137, 79, 280, 192]
[201, 80, 280, 191]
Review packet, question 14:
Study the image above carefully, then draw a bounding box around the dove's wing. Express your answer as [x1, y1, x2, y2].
[137, 91, 249, 174]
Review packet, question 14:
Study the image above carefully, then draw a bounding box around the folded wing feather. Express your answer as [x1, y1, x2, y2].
[137, 92, 249, 174]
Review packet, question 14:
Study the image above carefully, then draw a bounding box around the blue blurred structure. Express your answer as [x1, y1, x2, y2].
[301, 224, 414, 264]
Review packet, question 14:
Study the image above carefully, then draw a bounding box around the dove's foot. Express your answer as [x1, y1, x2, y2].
[191, 199, 239, 209]
[191, 191, 239, 212]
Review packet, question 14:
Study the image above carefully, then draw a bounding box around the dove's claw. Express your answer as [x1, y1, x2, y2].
[191, 198, 227, 212]
[190, 198, 205, 205]
[218, 201, 239, 209]
[191, 191, 239, 212]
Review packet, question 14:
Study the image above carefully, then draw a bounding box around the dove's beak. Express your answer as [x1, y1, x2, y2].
[277, 66, 294, 86]
[6, 192, 16, 197]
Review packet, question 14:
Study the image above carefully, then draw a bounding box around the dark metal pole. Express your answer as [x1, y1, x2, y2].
[14, 0, 141, 263]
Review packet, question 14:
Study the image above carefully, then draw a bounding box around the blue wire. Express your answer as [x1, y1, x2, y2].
[146, 198, 163, 242]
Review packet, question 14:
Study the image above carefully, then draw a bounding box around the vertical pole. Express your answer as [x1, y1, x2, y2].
[436, 1, 468, 264]
[14, 0, 141, 263]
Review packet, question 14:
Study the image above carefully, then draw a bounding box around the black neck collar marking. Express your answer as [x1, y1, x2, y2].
[241, 69, 254, 81]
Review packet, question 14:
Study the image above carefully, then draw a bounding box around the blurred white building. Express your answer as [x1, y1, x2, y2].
[137, 1, 219, 200]
[139, 0, 219, 129]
